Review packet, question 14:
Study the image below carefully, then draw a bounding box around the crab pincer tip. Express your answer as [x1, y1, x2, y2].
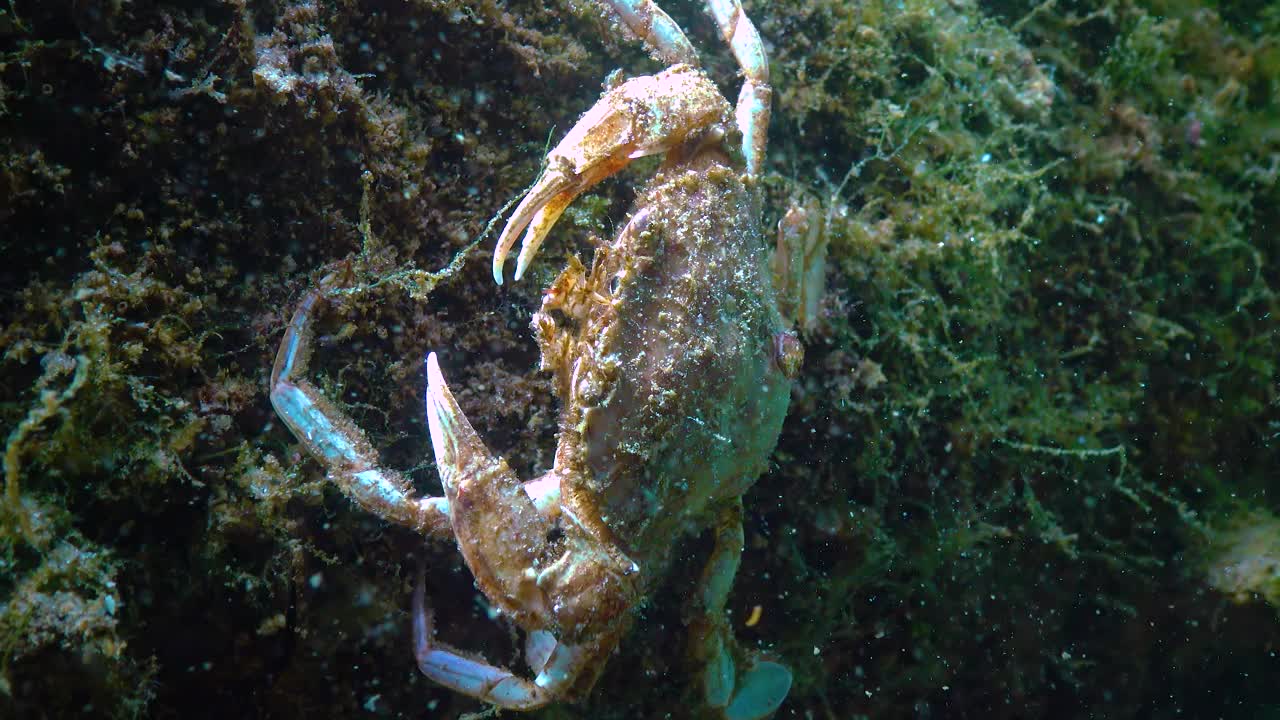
[425, 352, 444, 389]
[423, 352, 457, 469]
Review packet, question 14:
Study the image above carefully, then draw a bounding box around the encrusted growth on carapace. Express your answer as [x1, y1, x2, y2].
[533, 159, 790, 563]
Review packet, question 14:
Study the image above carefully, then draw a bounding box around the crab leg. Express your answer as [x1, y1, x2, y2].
[690, 501, 792, 720]
[270, 283, 451, 538]
[413, 562, 557, 709]
[705, 0, 771, 176]
[413, 558, 622, 710]
[493, 65, 731, 284]
[599, 0, 700, 66]
[595, 0, 771, 176]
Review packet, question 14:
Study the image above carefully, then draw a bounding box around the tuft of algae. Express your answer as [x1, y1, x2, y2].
[1, 0, 1278, 718]
[1206, 510, 1280, 609]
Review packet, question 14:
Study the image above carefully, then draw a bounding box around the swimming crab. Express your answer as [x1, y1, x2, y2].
[270, 1, 802, 717]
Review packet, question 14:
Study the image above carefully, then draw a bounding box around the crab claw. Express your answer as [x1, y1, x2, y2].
[493, 64, 731, 285]
[420, 354, 632, 706]
[424, 353, 557, 627]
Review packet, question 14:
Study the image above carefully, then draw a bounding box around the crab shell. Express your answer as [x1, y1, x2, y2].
[535, 157, 792, 580]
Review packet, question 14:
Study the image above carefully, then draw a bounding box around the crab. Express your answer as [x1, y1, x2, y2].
[269, 1, 803, 718]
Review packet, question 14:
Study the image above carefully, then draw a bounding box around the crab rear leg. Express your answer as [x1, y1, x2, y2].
[691, 500, 792, 720]
[270, 282, 451, 538]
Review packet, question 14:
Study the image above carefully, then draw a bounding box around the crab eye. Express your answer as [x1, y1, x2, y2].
[545, 525, 564, 545]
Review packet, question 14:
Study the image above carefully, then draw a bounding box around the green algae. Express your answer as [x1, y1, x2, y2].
[1206, 510, 1280, 609]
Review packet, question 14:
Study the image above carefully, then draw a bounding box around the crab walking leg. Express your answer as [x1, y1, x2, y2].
[414, 561, 620, 709]
[690, 500, 792, 720]
[270, 287, 451, 539]
[599, 0, 700, 66]
[494, 65, 731, 284]
[413, 561, 552, 709]
[691, 500, 745, 708]
[706, 0, 771, 177]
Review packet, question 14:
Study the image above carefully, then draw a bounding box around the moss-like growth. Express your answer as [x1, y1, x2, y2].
[1206, 510, 1280, 608]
